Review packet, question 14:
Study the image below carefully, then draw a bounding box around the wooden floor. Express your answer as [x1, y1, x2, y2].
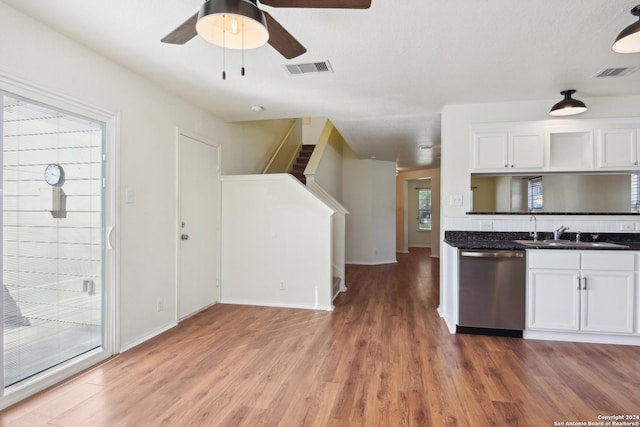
[1, 248, 639, 426]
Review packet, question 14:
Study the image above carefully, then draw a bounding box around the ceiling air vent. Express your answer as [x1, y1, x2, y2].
[284, 60, 333, 76]
[593, 67, 638, 78]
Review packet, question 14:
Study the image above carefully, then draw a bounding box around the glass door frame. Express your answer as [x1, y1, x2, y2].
[0, 73, 118, 409]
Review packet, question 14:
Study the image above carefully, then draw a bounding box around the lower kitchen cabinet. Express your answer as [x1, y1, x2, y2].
[528, 269, 580, 331]
[527, 250, 636, 335]
[580, 270, 635, 333]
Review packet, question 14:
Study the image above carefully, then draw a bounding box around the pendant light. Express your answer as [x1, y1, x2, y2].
[612, 5, 640, 53]
[196, 0, 269, 50]
[549, 90, 587, 117]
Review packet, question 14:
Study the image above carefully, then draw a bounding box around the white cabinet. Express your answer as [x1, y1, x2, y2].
[527, 250, 636, 334]
[597, 128, 640, 169]
[580, 270, 635, 333]
[472, 130, 544, 171]
[528, 268, 580, 331]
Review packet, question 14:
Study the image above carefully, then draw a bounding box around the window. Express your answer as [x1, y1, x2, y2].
[2, 91, 106, 389]
[418, 188, 432, 231]
[528, 177, 543, 212]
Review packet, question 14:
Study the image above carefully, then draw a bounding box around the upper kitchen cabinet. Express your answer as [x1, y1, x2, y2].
[597, 127, 640, 169]
[546, 129, 594, 171]
[471, 118, 640, 174]
[471, 129, 544, 172]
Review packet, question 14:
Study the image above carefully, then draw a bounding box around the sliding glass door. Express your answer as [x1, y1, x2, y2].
[2, 92, 105, 388]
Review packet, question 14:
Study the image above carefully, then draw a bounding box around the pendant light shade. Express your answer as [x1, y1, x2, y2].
[612, 5, 640, 53]
[196, 0, 269, 50]
[549, 90, 587, 117]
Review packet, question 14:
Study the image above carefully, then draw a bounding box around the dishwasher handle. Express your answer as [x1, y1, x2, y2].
[460, 251, 524, 259]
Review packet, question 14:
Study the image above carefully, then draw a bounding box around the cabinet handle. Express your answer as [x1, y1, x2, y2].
[577, 276, 581, 290]
[582, 277, 587, 290]
[504, 164, 508, 167]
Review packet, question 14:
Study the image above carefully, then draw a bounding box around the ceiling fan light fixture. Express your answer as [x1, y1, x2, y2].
[196, 0, 269, 50]
[612, 5, 640, 53]
[549, 90, 587, 117]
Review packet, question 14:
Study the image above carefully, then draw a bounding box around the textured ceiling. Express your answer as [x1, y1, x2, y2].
[3, 0, 640, 170]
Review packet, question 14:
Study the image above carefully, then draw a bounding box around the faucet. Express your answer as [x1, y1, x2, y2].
[553, 225, 569, 240]
[529, 215, 538, 241]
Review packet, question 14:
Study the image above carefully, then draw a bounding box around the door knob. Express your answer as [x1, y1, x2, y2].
[181, 234, 189, 240]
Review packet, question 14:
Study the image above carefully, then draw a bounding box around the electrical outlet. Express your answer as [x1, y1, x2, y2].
[280, 281, 286, 291]
[620, 223, 634, 231]
[481, 221, 493, 231]
[157, 298, 164, 312]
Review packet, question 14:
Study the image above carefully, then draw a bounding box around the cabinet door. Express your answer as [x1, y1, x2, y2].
[598, 128, 639, 169]
[581, 271, 635, 334]
[528, 269, 580, 331]
[510, 132, 544, 169]
[472, 132, 508, 170]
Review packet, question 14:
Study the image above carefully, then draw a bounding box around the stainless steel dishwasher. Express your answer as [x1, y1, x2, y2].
[458, 250, 526, 336]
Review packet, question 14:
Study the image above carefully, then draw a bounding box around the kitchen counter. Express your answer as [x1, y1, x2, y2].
[444, 231, 640, 251]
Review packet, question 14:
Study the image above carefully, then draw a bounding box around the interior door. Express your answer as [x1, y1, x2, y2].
[177, 132, 219, 319]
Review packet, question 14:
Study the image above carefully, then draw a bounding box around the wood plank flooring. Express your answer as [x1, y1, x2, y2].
[1, 248, 639, 426]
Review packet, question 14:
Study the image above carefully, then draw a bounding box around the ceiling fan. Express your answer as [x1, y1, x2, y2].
[161, 0, 371, 59]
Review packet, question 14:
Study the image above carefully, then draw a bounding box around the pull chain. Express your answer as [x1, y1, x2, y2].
[241, 18, 245, 76]
[222, 15, 226, 80]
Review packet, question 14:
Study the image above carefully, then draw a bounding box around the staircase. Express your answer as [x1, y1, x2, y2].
[289, 144, 315, 184]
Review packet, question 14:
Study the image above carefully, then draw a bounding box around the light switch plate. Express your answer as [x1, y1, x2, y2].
[449, 194, 463, 207]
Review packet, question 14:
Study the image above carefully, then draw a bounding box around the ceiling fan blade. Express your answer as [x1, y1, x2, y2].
[260, 0, 371, 9]
[161, 12, 198, 44]
[264, 12, 307, 59]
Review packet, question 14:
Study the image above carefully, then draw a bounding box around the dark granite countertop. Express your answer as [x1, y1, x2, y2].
[444, 231, 640, 251]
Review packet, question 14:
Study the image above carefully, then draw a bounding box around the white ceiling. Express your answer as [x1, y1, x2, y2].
[4, 0, 640, 170]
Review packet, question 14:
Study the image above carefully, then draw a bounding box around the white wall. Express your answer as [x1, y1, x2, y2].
[302, 117, 328, 146]
[0, 3, 289, 350]
[343, 151, 396, 265]
[220, 175, 334, 310]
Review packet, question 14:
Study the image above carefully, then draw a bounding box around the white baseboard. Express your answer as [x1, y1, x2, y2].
[346, 259, 398, 265]
[523, 330, 640, 346]
[437, 306, 456, 334]
[221, 297, 334, 312]
[119, 321, 177, 353]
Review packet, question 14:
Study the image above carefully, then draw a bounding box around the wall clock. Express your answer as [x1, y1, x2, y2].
[44, 163, 65, 186]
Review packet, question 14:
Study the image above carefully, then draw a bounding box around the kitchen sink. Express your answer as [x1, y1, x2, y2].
[572, 241, 630, 248]
[514, 239, 629, 249]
